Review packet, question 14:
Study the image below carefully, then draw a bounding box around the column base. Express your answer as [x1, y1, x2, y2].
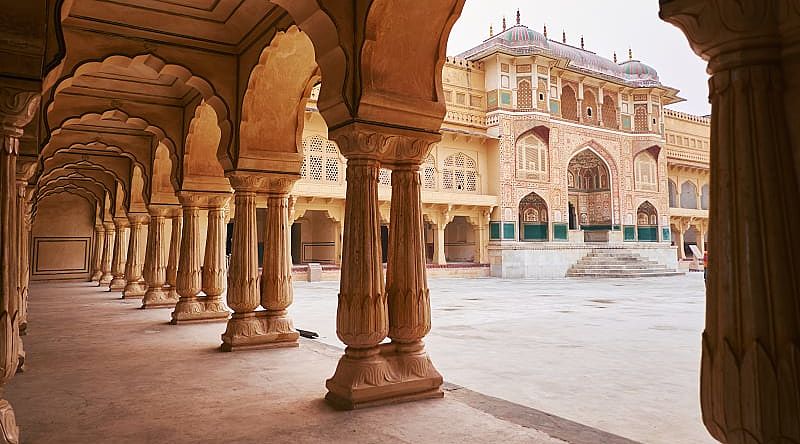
[0, 399, 19, 444]
[220, 311, 299, 352]
[122, 281, 147, 299]
[325, 342, 443, 410]
[89, 272, 101, 282]
[140, 287, 178, 309]
[108, 277, 126, 291]
[98, 273, 113, 285]
[171, 297, 230, 324]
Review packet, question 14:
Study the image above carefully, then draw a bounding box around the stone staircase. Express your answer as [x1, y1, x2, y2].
[566, 249, 684, 278]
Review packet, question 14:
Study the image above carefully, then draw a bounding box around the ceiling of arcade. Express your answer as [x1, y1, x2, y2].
[6, 0, 468, 217]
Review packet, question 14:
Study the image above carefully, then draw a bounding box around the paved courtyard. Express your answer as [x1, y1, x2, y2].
[291, 273, 712, 444]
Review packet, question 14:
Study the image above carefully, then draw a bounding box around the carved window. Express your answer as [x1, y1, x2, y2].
[422, 155, 437, 190]
[442, 152, 478, 192]
[634, 152, 658, 191]
[516, 134, 548, 181]
[301, 135, 341, 183]
[561, 85, 578, 121]
[680, 181, 698, 209]
[378, 168, 392, 186]
[668, 180, 678, 208]
[517, 78, 533, 110]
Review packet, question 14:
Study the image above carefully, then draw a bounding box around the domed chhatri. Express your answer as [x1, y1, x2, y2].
[498, 25, 549, 47]
[620, 59, 660, 81]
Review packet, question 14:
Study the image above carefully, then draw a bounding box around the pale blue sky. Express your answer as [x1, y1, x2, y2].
[447, 1, 710, 115]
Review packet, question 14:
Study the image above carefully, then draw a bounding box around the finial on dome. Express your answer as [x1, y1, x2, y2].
[489, 24, 494, 38]
[562, 30, 566, 44]
[516, 9, 521, 25]
[629, 47, 633, 60]
[613, 51, 618, 63]
[543, 24, 548, 39]
[502, 16, 506, 31]
[580, 35, 584, 49]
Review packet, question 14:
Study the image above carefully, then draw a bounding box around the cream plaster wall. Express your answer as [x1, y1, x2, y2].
[31, 194, 95, 280]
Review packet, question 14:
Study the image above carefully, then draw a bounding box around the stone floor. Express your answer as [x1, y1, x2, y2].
[291, 274, 713, 444]
[8, 281, 646, 444]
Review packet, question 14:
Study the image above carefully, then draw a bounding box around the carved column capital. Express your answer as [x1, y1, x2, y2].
[659, 0, 783, 71]
[330, 122, 440, 166]
[147, 205, 174, 218]
[113, 217, 130, 229]
[102, 221, 116, 232]
[127, 213, 149, 225]
[205, 193, 232, 209]
[0, 88, 40, 137]
[227, 171, 297, 195]
[177, 192, 207, 207]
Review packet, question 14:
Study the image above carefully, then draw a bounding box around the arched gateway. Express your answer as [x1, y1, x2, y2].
[519, 192, 548, 241]
[567, 148, 613, 242]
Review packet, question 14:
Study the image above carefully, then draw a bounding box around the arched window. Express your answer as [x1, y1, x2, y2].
[583, 90, 597, 124]
[634, 104, 649, 132]
[668, 180, 678, 208]
[561, 85, 578, 121]
[301, 135, 341, 183]
[442, 152, 478, 192]
[701, 184, 710, 210]
[516, 134, 548, 181]
[422, 155, 437, 190]
[634, 152, 658, 191]
[680, 181, 698, 209]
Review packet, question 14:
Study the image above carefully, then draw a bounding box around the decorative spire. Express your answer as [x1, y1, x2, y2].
[562, 30, 566, 44]
[516, 9, 521, 26]
[629, 47, 633, 60]
[580, 35, 585, 49]
[489, 24, 493, 38]
[502, 16, 507, 31]
[613, 51, 618, 63]
[543, 24, 548, 39]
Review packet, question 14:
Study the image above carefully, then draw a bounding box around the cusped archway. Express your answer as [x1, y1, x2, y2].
[519, 191, 548, 241]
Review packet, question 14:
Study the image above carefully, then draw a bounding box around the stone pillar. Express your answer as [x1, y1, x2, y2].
[108, 217, 130, 291]
[91, 224, 105, 281]
[123, 214, 148, 298]
[698, 224, 706, 254]
[333, 220, 343, 266]
[676, 223, 685, 260]
[325, 124, 442, 409]
[661, 3, 800, 442]
[0, 89, 39, 444]
[164, 208, 182, 301]
[473, 219, 488, 264]
[98, 222, 116, 285]
[140, 207, 174, 309]
[221, 174, 263, 351]
[258, 181, 299, 347]
[433, 223, 446, 265]
[17, 185, 32, 336]
[222, 175, 298, 350]
[199, 194, 230, 320]
[172, 194, 211, 323]
[384, 159, 443, 403]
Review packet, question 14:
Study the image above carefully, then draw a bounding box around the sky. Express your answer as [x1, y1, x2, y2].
[446, 1, 711, 116]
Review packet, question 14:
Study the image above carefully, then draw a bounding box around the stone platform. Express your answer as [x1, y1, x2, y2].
[8, 281, 637, 444]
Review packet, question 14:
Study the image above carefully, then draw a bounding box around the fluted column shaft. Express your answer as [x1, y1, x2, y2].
[661, 2, 800, 442]
[226, 184, 259, 315]
[141, 207, 173, 308]
[123, 215, 148, 298]
[259, 191, 299, 344]
[98, 222, 116, 285]
[165, 209, 182, 300]
[91, 225, 105, 281]
[170, 194, 232, 324]
[108, 218, 130, 291]
[203, 198, 228, 303]
[17, 184, 31, 335]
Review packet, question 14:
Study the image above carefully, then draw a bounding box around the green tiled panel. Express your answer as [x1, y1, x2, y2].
[490, 222, 501, 240]
[612, 224, 621, 231]
[522, 224, 548, 241]
[623, 226, 636, 241]
[500, 91, 512, 106]
[581, 225, 612, 231]
[637, 226, 659, 242]
[553, 223, 568, 241]
[621, 115, 632, 130]
[662, 227, 671, 241]
[549, 100, 560, 114]
[503, 223, 516, 240]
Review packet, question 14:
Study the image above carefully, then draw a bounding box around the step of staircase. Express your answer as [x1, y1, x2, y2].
[566, 249, 684, 278]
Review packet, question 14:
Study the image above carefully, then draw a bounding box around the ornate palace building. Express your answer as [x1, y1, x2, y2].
[291, 15, 710, 278]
